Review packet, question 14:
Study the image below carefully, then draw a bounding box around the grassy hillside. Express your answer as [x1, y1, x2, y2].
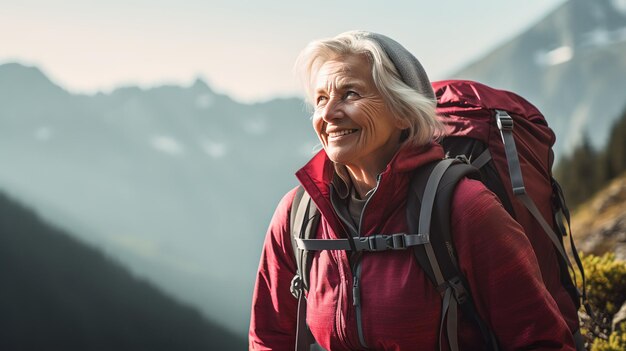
[568, 176, 626, 350]
[570, 172, 626, 259]
[0, 191, 246, 350]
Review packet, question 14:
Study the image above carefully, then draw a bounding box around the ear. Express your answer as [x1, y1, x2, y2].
[394, 117, 411, 130]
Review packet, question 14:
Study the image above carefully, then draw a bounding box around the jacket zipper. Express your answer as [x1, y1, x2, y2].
[329, 174, 382, 350]
[330, 187, 359, 350]
[352, 173, 383, 349]
[352, 260, 366, 348]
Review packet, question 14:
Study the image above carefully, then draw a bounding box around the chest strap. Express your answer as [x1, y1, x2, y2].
[295, 233, 429, 252]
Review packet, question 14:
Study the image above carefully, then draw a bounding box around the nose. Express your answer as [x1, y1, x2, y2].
[318, 96, 342, 124]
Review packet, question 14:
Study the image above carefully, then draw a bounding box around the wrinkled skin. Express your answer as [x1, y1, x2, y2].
[312, 54, 407, 196]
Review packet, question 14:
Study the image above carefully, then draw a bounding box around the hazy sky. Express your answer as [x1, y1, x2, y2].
[1, 0, 567, 102]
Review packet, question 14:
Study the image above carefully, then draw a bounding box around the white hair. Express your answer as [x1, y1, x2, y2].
[294, 30, 444, 146]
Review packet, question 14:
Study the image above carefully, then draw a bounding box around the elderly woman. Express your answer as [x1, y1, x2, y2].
[249, 31, 575, 350]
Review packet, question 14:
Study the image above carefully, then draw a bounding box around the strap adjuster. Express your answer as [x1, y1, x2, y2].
[438, 277, 468, 304]
[390, 233, 407, 249]
[496, 110, 514, 131]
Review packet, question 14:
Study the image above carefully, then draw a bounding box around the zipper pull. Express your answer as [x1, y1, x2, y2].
[352, 276, 361, 307]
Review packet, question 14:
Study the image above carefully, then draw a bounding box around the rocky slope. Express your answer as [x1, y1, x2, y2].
[571, 172, 626, 260]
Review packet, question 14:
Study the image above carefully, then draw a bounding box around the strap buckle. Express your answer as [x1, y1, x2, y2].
[454, 154, 470, 165]
[290, 275, 304, 299]
[362, 233, 407, 251]
[448, 276, 468, 305]
[495, 110, 514, 131]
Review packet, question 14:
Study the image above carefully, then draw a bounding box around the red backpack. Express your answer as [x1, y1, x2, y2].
[434, 79, 586, 331]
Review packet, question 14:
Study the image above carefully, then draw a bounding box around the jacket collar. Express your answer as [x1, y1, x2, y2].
[295, 142, 445, 233]
[296, 142, 445, 190]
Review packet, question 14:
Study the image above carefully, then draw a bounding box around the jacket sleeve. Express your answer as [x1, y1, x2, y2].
[249, 188, 299, 350]
[451, 178, 575, 351]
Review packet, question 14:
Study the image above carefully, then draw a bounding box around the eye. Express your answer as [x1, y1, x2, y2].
[344, 90, 360, 99]
[316, 95, 328, 106]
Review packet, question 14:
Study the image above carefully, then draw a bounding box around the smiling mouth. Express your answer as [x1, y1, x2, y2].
[328, 129, 358, 138]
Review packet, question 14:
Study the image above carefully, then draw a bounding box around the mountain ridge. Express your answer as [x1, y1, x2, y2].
[0, 61, 317, 335]
[1, 0, 624, 336]
[0, 190, 247, 350]
[453, 0, 626, 156]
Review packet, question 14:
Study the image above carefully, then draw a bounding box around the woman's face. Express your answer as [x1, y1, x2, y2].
[312, 54, 405, 173]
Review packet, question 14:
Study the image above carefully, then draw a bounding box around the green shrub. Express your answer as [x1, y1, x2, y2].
[591, 324, 626, 351]
[576, 253, 626, 350]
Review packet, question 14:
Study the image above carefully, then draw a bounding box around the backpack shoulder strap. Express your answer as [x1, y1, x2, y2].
[408, 158, 499, 351]
[290, 186, 306, 290]
[290, 187, 320, 292]
[289, 186, 321, 351]
[407, 159, 478, 287]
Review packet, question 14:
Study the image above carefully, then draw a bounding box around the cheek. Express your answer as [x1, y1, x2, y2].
[312, 115, 325, 140]
[349, 101, 392, 131]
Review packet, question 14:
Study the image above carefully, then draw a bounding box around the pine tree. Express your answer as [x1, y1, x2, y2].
[555, 102, 626, 210]
[555, 133, 601, 208]
[604, 106, 626, 179]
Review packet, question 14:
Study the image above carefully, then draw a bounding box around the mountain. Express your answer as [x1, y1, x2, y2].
[0, 190, 246, 350]
[0, 62, 319, 335]
[3, 1, 625, 335]
[453, 0, 626, 157]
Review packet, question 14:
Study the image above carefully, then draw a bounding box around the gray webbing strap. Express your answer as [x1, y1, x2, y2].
[495, 110, 574, 274]
[420, 159, 460, 351]
[293, 191, 313, 351]
[420, 158, 456, 286]
[439, 288, 452, 351]
[439, 287, 460, 351]
[295, 293, 309, 351]
[518, 193, 574, 273]
[447, 297, 459, 351]
[293, 192, 311, 241]
[296, 238, 352, 251]
[471, 149, 492, 169]
[495, 110, 525, 195]
[296, 233, 429, 252]
[292, 190, 312, 289]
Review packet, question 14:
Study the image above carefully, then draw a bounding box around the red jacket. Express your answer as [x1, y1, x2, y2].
[250, 143, 575, 350]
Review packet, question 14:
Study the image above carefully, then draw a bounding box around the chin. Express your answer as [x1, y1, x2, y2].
[323, 144, 356, 163]
[326, 153, 351, 166]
